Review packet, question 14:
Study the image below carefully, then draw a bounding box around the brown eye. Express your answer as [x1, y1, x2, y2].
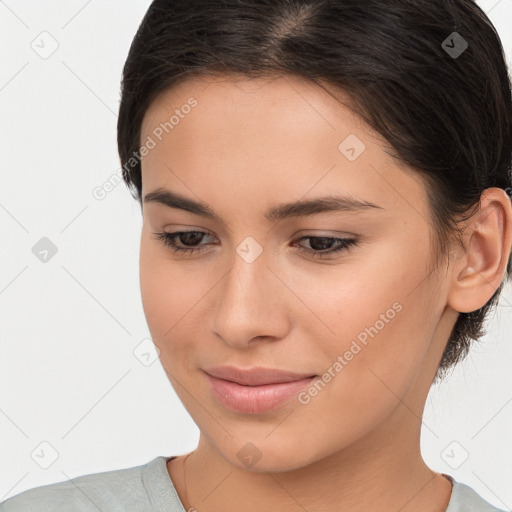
[152, 231, 214, 254]
[294, 236, 359, 259]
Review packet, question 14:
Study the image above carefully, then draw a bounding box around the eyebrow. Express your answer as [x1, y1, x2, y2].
[143, 187, 383, 223]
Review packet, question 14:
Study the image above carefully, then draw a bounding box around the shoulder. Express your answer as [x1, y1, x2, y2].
[448, 477, 508, 512]
[0, 456, 169, 512]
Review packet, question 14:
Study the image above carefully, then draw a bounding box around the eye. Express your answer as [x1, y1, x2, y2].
[153, 231, 359, 259]
[293, 235, 359, 259]
[152, 230, 216, 255]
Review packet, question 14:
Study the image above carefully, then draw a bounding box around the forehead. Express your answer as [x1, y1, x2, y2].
[141, 73, 377, 145]
[139, 73, 428, 218]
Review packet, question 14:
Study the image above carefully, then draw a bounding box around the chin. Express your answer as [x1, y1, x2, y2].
[210, 432, 329, 474]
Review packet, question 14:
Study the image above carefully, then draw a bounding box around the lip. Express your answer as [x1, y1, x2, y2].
[204, 366, 317, 414]
[204, 365, 316, 386]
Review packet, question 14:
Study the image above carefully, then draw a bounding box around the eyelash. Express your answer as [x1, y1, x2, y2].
[152, 231, 359, 259]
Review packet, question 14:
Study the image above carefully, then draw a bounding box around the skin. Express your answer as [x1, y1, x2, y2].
[138, 73, 512, 512]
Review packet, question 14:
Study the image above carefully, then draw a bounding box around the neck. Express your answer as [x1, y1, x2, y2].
[167, 307, 458, 512]
[172, 406, 452, 512]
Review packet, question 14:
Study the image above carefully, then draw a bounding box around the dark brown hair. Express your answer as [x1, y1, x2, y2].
[117, 0, 512, 382]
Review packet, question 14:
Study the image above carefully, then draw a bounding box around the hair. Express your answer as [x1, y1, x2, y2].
[117, 0, 512, 382]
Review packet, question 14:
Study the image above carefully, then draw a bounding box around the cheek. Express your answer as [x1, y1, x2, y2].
[139, 239, 200, 351]
[293, 294, 434, 449]
[300, 245, 438, 398]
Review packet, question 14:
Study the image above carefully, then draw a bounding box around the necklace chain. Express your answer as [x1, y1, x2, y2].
[182, 452, 192, 510]
[179, 453, 452, 511]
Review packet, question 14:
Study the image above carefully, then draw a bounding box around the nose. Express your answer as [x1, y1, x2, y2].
[211, 246, 291, 350]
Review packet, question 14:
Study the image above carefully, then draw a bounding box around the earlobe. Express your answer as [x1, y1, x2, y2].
[447, 188, 512, 314]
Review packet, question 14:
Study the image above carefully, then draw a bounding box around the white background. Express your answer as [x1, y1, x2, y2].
[0, 0, 511, 508]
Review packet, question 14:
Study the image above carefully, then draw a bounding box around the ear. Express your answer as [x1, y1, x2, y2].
[447, 187, 512, 314]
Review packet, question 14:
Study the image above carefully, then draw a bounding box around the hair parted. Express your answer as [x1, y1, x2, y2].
[117, 0, 512, 382]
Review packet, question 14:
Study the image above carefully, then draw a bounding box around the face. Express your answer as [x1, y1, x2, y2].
[138, 74, 455, 472]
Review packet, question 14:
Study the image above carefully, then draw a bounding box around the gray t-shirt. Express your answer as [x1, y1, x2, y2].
[0, 456, 506, 511]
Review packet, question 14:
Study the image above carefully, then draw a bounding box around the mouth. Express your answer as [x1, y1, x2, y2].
[203, 366, 317, 414]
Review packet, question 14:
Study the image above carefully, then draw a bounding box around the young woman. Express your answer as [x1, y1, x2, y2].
[2, 0, 511, 511]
